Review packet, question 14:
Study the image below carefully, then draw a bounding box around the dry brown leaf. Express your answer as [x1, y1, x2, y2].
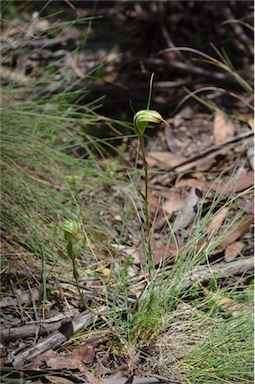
[153, 245, 176, 265]
[163, 191, 183, 216]
[73, 343, 95, 364]
[233, 197, 254, 215]
[206, 207, 229, 236]
[191, 171, 204, 179]
[46, 356, 81, 370]
[213, 110, 235, 144]
[219, 215, 254, 248]
[235, 170, 254, 191]
[195, 155, 217, 172]
[209, 170, 254, 195]
[45, 376, 74, 384]
[224, 241, 245, 262]
[173, 187, 199, 232]
[147, 190, 159, 208]
[211, 292, 248, 317]
[46, 354, 105, 384]
[79, 365, 105, 384]
[148, 151, 186, 169]
[175, 154, 217, 173]
[175, 178, 205, 189]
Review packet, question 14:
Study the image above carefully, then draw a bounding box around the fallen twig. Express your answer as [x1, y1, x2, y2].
[177, 257, 254, 291]
[173, 130, 253, 172]
[1, 319, 63, 343]
[143, 58, 241, 88]
[5, 306, 107, 368]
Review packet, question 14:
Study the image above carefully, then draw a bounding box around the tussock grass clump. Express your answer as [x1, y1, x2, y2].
[1, 92, 129, 274]
[184, 310, 253, 383]
[149, 302, 254, 383]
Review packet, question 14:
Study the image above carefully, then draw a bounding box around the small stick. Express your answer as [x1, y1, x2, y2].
[6, 306, 107, 368]
[177, 257, 253, 291]
[173, 130, 253, 172]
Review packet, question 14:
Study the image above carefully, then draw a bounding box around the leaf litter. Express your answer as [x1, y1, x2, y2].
[1, 2, 254, 384]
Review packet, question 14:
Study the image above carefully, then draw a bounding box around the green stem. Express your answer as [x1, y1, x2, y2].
[67, 241, 86, 307]
[66, 240, 104, 315]
[139, 134, 153, 267]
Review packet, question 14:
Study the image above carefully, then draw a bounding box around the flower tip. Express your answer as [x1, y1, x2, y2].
[62, 220, 80, 240]
[133, 109, 164, 135]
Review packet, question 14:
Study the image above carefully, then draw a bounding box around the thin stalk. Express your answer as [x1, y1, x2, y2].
[138, 134, 153, 269]
[67, 241, 87, 307]
[65, 239, 105, 315]
[133, 74, 166, 269]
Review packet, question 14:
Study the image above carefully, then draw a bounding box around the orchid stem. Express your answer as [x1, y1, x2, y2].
[138, 134, 153, 268]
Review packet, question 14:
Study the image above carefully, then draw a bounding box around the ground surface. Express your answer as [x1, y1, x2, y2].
[1, 2, 254, 384]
